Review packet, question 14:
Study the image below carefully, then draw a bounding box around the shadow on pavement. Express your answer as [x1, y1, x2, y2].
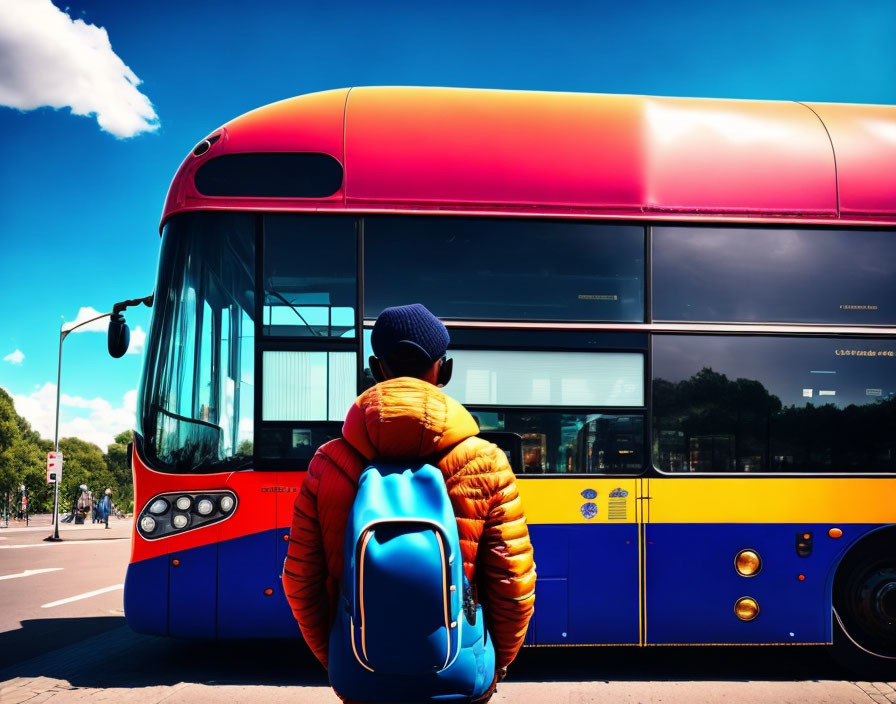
[0, 616, 127, 670]
[511, 643, 853, 682]
[1, 623, 328, 688]
[1, 620, 853, 689]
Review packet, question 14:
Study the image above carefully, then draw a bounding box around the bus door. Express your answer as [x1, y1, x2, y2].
[516, 476, 643, 645]
[274, 472, 302, 638]
[217, 471, 279, 637]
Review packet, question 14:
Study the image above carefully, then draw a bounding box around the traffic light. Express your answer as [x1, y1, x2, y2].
[47, 451, 63, 483]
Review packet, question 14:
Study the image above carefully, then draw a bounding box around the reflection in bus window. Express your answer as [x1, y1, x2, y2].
[653, 227, 896, 324]
[474, 412, 643, 474]
[141, 212, 255, 473]
[255, 423, 343, 467]
[263, 215, 356, 337]
[448, 350, 644, 407]
[652, 336, 896, 473]
[365, 217, 644, 322]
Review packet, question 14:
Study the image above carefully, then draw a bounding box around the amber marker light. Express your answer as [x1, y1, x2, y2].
[828, 528, 843, 539]
[264, 588, 274, 596]
[735, 549, 762, 577]
[172, 559, 180, 567]
[734, 597, 760, 621]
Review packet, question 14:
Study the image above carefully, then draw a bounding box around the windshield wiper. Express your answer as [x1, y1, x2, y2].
[265, 285, 320, 337]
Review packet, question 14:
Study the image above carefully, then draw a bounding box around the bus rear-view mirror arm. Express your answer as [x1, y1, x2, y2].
[108, 293, 154, 358]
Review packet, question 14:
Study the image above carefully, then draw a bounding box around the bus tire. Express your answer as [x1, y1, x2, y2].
[830, 529, 896, 680]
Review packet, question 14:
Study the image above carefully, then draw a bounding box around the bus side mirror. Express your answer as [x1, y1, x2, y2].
[108, 313, 130, 358]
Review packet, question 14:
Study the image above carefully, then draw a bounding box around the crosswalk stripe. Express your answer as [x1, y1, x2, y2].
[41, 584, 124, 608]
[0, 567, 64, 581]
[0, 538, 129, 549]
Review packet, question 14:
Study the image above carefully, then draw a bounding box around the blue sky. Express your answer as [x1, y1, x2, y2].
[1, 0, 895, 449]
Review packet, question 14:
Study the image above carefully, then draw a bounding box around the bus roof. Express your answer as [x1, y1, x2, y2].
[161, 87, 896, 228]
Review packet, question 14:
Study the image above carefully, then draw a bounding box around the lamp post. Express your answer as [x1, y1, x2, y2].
[47, 311, 112, 542]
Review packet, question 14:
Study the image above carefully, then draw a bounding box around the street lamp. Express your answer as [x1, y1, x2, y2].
[46, 293, 153, 542]
[47, 310, 111, 541]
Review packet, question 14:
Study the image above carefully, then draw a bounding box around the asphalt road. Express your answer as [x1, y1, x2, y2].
[0, 516, 893, 703]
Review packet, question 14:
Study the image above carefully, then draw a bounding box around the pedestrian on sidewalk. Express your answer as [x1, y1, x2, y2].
[99, 489, 112, 529]
[76, 485, 93, 525]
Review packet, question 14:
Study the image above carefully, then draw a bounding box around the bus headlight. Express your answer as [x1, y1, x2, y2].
[735, 549, 761, 576]
[137, 490, 237, 539]
[149, 499, 169, 515]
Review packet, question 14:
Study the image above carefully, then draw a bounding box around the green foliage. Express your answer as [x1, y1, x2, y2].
[0, 388, 134, 515]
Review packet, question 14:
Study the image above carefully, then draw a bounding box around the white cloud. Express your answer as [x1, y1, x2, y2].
[62, 306, 109, 333]
[8, 382, 137, 449]
[3, 349, 24, 365]
[0, 0, 159, 138]
[126, 325, 146, 356]
[61, 309, 146, 355]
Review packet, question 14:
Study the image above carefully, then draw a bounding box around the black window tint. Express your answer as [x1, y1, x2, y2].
[195, 153, 343, 198]
[263, 215, 356, 337]
[653, 227, 896, 324]
[365, 217, 644, 322]
[652, 335, 896, 473]
[255, 423, 342, 470]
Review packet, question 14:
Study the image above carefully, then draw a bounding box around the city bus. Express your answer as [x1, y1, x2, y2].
[120, 87, 896, 676]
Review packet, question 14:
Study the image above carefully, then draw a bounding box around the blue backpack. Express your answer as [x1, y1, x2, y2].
[328, 463, 495, 703]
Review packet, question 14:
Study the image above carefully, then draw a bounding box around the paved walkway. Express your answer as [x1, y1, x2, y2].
[1, 624, 893, 703]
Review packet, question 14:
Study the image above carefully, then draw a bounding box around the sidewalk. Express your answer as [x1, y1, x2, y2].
[0, 515, 132, 534]
[0, 624, 884, 704]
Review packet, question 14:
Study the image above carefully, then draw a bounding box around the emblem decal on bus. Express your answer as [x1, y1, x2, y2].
[580, 489, 597, 499]
[608, 489, 628, 520]
[580, 503, 598, 520]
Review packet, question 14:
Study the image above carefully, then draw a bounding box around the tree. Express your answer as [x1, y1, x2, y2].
[104, 430, 134, 513]
[0, 389, 23, 500]
[0, 389, 135, 515]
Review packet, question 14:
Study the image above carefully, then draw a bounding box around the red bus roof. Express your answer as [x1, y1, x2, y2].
[161, 87, 896, 228]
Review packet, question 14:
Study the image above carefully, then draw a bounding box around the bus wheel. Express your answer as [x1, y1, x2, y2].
[831, 545, 896, 680]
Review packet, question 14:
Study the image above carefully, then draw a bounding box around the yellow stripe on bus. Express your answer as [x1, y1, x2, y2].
[516, 476, 896, 525]
[516, 478, 639, 525]
[647, 477, 896, 524]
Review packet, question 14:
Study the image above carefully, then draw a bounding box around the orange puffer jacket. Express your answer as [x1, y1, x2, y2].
[282, 377, 536, 670]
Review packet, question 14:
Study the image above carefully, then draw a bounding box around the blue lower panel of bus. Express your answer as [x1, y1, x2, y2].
[645, 522, 878, 645]
[124, 554, 168, 635]
[125, 528, 300, 639]
[528, 524, 640, 645]
[126, 524, 639, 644]
[170, 542, 217, 637]
[125, 522, 880, 645]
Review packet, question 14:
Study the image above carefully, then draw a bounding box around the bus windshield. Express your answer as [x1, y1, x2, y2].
[140, 212, 256, 473]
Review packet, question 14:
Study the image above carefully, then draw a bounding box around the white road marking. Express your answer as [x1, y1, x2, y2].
[0, 538, 129, 549]
[0, 567, 64, 581]
[41, 584, 124, 608]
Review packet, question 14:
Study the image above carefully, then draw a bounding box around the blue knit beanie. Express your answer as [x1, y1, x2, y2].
[371, 303, 450, 363]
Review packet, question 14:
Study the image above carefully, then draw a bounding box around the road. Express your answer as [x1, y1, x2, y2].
[1, 516, 893, 703]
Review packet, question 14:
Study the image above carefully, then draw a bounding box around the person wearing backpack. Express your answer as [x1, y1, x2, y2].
[283, 303, 536, 704]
